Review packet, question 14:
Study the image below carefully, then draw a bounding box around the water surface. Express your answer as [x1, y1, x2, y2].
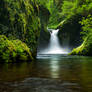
[0, 55, 92, 92]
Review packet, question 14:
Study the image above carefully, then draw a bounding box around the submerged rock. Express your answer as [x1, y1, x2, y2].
[1, 78, 80, 92]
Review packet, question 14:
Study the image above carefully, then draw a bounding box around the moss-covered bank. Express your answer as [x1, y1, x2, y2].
[0, 35, 33, 62]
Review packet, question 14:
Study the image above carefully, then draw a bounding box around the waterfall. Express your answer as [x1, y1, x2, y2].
[37, 29, 69, 54]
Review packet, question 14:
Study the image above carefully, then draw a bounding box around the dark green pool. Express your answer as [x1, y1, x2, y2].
[0, 54, 92, 92]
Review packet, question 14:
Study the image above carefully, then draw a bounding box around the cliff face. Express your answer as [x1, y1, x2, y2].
[0, 0, 50, 62]
[37, 5, 50, 52]
[58, 15, 82, 49]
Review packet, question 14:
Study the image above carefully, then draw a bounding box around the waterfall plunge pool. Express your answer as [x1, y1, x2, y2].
[0, 55, 92, 92]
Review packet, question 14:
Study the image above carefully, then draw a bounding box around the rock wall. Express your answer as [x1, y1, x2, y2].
[58, 15, 82, 49]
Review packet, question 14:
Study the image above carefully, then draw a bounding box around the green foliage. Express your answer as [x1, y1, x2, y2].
[61, 1, 76, 19]
[80, 15, 92, 40]
[36, 0, 63, 29]
[61, 0, 92, 19]
[77, 0, 92, 16]
[36, 0, 54, 12]
[47, 0, 63, 29]
[0, 35, 33, 62]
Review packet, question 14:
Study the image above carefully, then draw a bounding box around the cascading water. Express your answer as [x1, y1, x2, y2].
[37, 29, 69, 55]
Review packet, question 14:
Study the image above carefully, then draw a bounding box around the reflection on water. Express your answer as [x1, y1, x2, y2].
[50, 58, 60, 78]
[0, 55, 92, 92]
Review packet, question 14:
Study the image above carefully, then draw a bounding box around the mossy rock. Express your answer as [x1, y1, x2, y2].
[0, 35, 33, 62]
[70, 33, 92, 56]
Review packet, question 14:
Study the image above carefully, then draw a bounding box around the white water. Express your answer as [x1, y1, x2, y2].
[38, 29, 69, 54]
